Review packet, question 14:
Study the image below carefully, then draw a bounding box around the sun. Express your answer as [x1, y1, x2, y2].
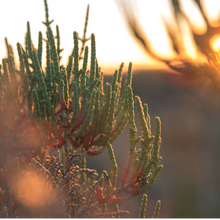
[210, 35, 220, 52]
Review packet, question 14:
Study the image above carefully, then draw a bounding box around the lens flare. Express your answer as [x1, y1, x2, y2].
[14, 169, 53, 208]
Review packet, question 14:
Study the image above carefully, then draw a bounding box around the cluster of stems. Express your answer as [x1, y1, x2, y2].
[0, 0, 162, 217]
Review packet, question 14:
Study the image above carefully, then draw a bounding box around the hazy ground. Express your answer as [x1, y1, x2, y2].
[86, 68, 220, 217]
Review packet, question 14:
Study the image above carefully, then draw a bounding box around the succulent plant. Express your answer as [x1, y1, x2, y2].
[0, 0, 162, 217]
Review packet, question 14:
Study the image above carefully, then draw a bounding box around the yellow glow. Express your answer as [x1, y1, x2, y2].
[136, 0, 176, 59]
[203, 0, 220, 27]
[179, 15, 197, 59]
[210, 34, 220, 52]
[180, 0, 207, 35]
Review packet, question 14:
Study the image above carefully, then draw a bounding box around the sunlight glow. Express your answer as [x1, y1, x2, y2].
[136, 0, 176, 59]
[14, 170, 54, 208]
[203, 0, 220, 27]
[210, 35, 220, 52]
[179, 15, 197, 59]
[1, 0, 220, 73]
[180, 0, 207, 35]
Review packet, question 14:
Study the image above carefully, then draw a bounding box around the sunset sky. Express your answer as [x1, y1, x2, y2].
[1, 0, 220, 74]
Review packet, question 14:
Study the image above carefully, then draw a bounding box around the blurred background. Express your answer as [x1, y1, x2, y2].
[1, 0, 220, 217]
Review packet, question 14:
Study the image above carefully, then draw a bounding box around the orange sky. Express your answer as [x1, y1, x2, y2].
[0, 0, 220, 74]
